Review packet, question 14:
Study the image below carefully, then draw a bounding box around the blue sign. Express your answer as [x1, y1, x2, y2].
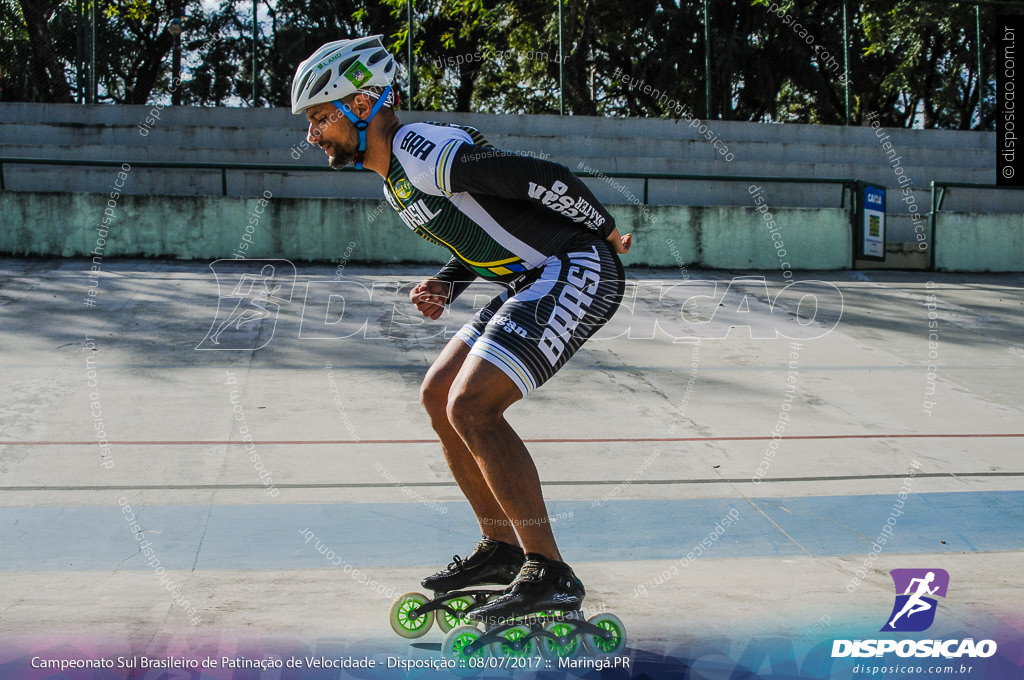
[861, 184, 886, 259]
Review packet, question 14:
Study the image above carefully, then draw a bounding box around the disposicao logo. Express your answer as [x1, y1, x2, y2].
[882, 568, 949, 632]
[196, 260, 296, 351]
[831, 568, 997, 659]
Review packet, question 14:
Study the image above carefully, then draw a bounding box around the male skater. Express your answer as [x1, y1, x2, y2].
[292, 36, 631, 622]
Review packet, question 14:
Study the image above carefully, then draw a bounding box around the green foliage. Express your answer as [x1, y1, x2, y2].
[859, 0, 991, 129]
[2, 0, 77, 101]
[103, 0, 152, 22]
[1, 0, 1019, 128]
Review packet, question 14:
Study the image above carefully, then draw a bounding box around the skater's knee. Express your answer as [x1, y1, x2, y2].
[446, 388, 492, 435]
[420, 374, 451, 420]
[447, 361, 517, 436]
[445, 390, 472, 432]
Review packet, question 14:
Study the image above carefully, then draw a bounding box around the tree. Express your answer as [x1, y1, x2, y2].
[86, 0, 196, 105]
[4, 0, 75, 102]
[262, 0, 402, 108]
[860, 0, 991, 129]
[0, 0, 1017, 131]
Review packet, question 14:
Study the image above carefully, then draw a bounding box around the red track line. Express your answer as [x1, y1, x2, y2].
[2, 433, 1022, 446]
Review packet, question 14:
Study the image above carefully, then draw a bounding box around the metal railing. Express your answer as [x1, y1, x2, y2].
[574, 169, 856, 208]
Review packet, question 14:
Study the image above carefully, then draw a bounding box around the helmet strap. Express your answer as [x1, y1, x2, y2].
[332, 85, 393, 170]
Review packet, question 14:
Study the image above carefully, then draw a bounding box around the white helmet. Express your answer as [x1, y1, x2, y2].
[290, 35, 399, 115]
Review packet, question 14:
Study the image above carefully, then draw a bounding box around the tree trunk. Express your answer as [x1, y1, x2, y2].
[126, 29, 175, 105]
[18, 0, 72, 102]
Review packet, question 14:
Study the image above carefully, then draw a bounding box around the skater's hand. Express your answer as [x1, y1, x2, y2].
[410, 278, 449, 320]
[607, 228, 632, 255]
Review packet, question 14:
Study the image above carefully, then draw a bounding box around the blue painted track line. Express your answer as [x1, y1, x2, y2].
[3, 491, 1022, 571]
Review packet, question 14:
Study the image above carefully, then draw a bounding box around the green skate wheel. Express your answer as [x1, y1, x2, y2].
[442, 625, 489, 677]
[437, 595, 474, 633]
[389, 592, 434, 639]
[582, 613, 627, 657]
[539, 620, 581, 661]
[488, 624, 535, 659]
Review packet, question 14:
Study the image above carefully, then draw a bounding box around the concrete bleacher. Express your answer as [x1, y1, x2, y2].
[0, 102, 1008, 266]
[0, 102, 999, 202]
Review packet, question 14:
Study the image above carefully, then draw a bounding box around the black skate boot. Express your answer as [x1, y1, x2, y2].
[421, 537, 525, 593]
[465, 554, 585, 624]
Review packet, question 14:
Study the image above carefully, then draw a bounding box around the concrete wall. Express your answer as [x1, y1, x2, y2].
[2, 104, 1018, 271]
[3, 191, 1017, 271]
[934, 213, 1024, 272]
[1, 103, 1009, 238]
[0, 192, 852, 270]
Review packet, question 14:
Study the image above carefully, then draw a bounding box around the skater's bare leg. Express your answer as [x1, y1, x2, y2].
[421, 338, 518, 546]
[447, 355, 562, 562]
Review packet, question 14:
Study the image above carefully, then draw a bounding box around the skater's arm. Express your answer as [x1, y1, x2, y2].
[433, 256, 477, 304]
[447, 146, 618, 238]
[606, 227, 632, 254]
[410, 258, 478, 320]
[410, 279, 448, 320]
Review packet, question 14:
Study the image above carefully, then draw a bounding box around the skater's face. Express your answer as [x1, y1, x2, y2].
[304, 96, 370, 170]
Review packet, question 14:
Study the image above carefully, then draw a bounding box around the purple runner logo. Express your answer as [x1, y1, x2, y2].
[196, 259, 296, 351]
[881, 568, 949, 632]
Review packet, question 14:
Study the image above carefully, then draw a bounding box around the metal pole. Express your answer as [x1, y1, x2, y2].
[976, 4, 984, 124]
[843, 0, 850, 124]
[76, 0, 84, 103]
[77, 0, 97, 104]
[252, 0, 258, 106]
[407, 0, 414, 111]
[558, 0, 564, 115]
[171, 0, 181, 106]
[928, 182, 938, 271]
[703, 0, 711, 119]
[89, 0, 96, 103]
